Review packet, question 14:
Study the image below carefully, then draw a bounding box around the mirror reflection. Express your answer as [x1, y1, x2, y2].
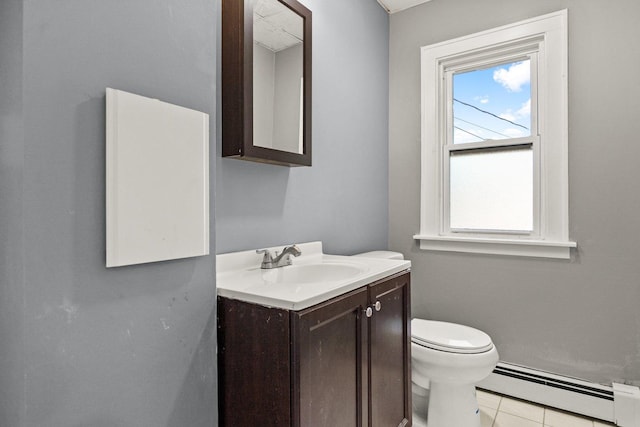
[253, 0, 304, 154]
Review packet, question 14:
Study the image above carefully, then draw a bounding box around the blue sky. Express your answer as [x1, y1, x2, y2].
[452, 60, 531, 144]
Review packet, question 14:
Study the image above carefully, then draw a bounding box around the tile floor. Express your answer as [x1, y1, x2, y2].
[477, 389, 616, 427]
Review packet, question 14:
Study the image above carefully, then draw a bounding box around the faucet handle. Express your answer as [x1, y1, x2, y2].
[256, 248, 273, 261]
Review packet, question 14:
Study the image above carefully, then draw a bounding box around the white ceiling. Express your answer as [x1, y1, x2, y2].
[376, 0, 432, 14]
[254, 0, 303, 52]
[253, 0, 432, 52]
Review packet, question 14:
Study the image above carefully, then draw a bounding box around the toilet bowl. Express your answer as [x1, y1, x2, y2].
[353, 250, 499, 427]
[412, 319, 499, 427]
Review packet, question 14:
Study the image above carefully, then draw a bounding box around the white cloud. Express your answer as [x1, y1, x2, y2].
[503, 128, 525, 138]
[499, 112, 516, 122]
[499, 98, 531, 124]
[493, 61, 530, 92]
[454, 127, 484, 143]
[475, 95, 490, 104]
[517, 98, 531, 117]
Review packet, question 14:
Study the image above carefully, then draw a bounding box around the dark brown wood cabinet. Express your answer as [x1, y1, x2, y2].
[368, 274, 412, 427]
[218, 271, 411, 427]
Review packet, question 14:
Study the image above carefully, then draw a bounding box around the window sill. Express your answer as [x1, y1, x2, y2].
[413, 234, 577, 259]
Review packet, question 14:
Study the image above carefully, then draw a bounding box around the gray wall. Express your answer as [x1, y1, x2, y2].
[252, 42, 303, 153]
[273, 44, 304, 154]
[0, 1, 25, 425]
[389, 0, 640, 385]
[1, 1, 218, 426]
[253, 42, 276, 149]
[216, 0, 390, 256]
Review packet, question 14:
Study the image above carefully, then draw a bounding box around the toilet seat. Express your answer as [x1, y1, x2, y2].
[411, 319, 494, 354]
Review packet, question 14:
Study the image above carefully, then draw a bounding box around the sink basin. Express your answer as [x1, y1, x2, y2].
[218, 261, 369, 289]
[216, 241, 411, 310]
[258, 262, 367, 285]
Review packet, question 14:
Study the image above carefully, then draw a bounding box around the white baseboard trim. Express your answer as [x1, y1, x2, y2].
[477, 362, 640, 426]
[613, 383, 640, 427]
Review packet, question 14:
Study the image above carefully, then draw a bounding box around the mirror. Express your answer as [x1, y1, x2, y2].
[222, 0, 312, 167]
[253, 0, 304, 154]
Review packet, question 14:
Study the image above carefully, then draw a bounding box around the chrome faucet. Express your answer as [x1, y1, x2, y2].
[256, 245, 302, 269]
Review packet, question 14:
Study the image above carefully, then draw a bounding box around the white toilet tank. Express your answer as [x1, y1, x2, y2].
[353, 250, 404, 260]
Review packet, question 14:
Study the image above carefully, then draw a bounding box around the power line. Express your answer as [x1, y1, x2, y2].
[454, 126, 485, 141]
[454, 116, 512, 139]
[454, 98, 529, 131]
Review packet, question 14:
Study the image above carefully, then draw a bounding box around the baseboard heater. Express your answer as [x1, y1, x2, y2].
[478, 362, 640, 426]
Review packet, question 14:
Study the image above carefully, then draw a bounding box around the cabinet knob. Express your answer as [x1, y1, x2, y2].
[365, 307, 373, 318]
[375, 301, 382, 311]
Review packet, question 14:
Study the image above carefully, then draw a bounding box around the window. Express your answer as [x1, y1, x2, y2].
[414, 10, 576, 259]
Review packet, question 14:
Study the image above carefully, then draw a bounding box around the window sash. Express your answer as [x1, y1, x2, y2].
[446, 143, 537, 234]
[441, 52, 541, 237]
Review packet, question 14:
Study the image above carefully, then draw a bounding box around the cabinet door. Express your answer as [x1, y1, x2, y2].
[369, 273, 411, 427]
[217, 297, 292, 427]
[293, 288, 369, 427]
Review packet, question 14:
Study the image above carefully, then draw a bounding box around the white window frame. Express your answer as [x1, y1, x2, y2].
[414, 10, 576, 259]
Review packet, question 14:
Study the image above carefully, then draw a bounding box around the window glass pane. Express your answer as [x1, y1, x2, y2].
[450, 147, 533, 231]
[453, 60, 531, 144]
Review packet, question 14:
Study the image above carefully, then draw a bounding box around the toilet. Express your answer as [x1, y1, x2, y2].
[411, 319, 499, 427]
[354, 251, 499, 427]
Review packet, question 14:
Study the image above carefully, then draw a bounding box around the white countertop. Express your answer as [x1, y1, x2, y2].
[216, 241, 411, 310]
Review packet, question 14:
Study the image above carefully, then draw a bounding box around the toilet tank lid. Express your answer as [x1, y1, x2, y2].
[353, 250, 404, 260]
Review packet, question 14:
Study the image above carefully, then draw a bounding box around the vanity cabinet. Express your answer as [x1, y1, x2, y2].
[217, 271, 411, 427]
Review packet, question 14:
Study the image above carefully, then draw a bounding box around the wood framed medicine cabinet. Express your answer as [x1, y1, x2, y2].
[221, 0, 312, 167]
